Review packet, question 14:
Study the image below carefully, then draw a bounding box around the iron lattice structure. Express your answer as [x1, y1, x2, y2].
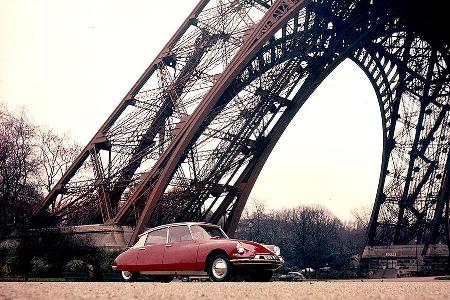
[34, 0, 450, 251]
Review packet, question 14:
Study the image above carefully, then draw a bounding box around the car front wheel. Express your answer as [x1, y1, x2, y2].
[207, 254, 232, 282]
[121, 270, 139, 282]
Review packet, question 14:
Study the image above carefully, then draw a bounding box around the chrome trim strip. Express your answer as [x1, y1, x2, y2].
[230, 258, 283, 264]
[140, 271, 208, 276]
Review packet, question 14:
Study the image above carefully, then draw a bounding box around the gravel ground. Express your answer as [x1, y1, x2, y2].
[1, 281, 449, 300]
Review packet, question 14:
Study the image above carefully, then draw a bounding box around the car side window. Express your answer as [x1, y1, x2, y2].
[169, 225, 192, 242]
[145, 228, 167, 245]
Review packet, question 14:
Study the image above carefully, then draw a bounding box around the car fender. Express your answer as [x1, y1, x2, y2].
[195, 240, 242, 270]
[113, 248, 140, 272]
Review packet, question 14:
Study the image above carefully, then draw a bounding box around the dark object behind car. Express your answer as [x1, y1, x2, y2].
[279, 272, 306, 282]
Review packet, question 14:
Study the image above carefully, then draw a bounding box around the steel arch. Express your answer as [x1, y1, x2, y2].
[33, 0, 450, 257]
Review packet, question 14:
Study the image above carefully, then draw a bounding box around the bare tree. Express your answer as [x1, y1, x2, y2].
[36, 129, 81, 193]
[237, 198, 268, 242]
[0, 104, 41, 237]
[288, 205, 341, 268]
[0, 103, 83, 237]
[351, 204, 372, 230]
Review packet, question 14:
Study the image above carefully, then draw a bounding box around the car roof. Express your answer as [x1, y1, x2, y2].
[138, 222, 220, 237]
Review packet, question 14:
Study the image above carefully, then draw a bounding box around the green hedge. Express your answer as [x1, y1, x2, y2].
[0, 231, 122, 280]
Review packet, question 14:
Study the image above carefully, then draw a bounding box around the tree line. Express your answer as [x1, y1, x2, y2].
[235, 199, 370, 274]
[0, 103, 80, 239]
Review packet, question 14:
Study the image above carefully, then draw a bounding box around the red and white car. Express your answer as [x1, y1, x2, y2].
[112, 222, 283, 282]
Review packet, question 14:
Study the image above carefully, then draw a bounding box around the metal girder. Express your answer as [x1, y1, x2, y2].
[33, 0, 269, 225]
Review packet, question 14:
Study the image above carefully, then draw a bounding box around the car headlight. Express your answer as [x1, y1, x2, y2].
[236, 242, 245, 254]
[273, 246, 281, 256]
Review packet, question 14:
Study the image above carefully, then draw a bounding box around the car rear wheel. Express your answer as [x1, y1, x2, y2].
[121, 270, 139, 282]
[207, 254, 232, 282]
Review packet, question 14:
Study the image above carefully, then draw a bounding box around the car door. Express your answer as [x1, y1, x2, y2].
[163, 225, 199, 271]
[136, 228, 168, 271]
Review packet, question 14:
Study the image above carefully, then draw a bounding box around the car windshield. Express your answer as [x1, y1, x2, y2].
[190, 225, 228, 240]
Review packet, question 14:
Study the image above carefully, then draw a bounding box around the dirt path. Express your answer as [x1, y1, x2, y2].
[1, 281, 450, 300]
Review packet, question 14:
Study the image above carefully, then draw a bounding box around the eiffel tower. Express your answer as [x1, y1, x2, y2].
[33, 0, 449, 270]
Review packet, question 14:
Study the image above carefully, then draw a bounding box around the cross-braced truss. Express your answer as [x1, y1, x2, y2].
[33, 0, 450, 253]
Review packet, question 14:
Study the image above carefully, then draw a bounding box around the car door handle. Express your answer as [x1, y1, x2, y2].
[165, 244, 172, 247]
[139, 247, 146, 250]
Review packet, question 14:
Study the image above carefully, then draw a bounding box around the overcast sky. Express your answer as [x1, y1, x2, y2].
[0, 0, 382, 220]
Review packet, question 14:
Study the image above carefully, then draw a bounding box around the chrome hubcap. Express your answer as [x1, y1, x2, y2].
[122, 271, 132, 280]
[212, 258, 228, 279]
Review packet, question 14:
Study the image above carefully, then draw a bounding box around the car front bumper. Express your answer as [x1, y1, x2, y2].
[230, 255, 283, 271]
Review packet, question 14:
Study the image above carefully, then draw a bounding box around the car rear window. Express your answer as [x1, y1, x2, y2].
[145, 228, 168, 245]
[169, 225, 192, 242]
